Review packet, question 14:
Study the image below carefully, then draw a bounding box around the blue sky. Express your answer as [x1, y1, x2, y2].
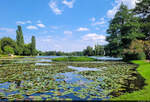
[0, 0, 138, 52]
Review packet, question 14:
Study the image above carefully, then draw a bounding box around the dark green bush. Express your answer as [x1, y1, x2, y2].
[123, 52, 146, 61]
[137, 52, 146, 60]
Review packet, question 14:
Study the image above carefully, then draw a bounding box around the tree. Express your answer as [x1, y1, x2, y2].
[0, 40, 2, 54]
[106, 4, 145, 57]
[83, 46, 93, 56]
[23, 44, 31, 56]
[16, 25, 24, 55]
[134, 0, 150, 39]
[1, 37, 17, 54]
[143, 41, 150, 59]
[94, 44, 104, 56]
[56, 51, 64, 56]
[4, 46, 14, 54]
[134, 0, 150, 18]
[31, 36, 36, 56]
[123, 40, 146, 60]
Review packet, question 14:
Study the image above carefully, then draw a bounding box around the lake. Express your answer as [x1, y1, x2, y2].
[0, 56, 139, 101]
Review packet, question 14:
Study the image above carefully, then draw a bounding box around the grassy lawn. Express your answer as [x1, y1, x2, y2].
[112, 60, 150, 101]
[52, 56, 98, 62]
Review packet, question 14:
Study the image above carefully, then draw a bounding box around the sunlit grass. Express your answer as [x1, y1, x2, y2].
[112, 60, 150, 100]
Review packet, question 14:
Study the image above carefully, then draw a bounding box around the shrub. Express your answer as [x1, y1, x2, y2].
[137, 52, 146, 60]
[123, 40, 146, 61]
[4, 46, 14, 54]
[123, 52, 146, 61]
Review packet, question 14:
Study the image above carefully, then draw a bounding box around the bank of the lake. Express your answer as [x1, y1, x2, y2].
[112, 60, 150, 100]
[0, 55, 35, 59]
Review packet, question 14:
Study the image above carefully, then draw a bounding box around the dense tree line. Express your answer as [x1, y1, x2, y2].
[40, 51, 84, 56]
[83, 45, 104, 56]
[42, 44, 104, 56]
[0, 25, 37, 56]
[106, 0, 150, 60]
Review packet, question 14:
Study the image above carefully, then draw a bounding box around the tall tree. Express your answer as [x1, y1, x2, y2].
[83, 46, 93, 56]
[0, 40, 2, 54]
[134, 0, 150, 39]
[31, 36, 36, 56]
[94, 44, 104, 56]
[16, 25, 24, 55]
[106, 4, 145, 57]
[23, 44, 31, 56]
[134, 0, 150, 18]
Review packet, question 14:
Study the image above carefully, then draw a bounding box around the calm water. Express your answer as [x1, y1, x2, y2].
[0, 56, 121, 101]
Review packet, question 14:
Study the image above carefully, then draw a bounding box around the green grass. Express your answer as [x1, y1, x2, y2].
[112, 60, 150, 101]
[52, 56, 98, 62]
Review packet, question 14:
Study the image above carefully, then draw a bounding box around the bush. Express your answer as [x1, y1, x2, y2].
[4, 46, 14, 54]
[123, 40, 146, 61]
[123, 52, 146, 61]
[137, 52, 146, 60]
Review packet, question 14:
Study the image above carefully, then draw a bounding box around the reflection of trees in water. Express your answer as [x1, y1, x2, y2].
[15, 80, 21, 88]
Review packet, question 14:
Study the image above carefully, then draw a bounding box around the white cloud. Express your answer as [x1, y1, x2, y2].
[37, 24, 46, 28]
[107, 0, 138, 18]
[0, 28, 16, 34]
[89, 17, 96, 22]
[77, 27, 89, 31]
[48, 0, 62, 15]
[26, 25, 38, 30]
[64, 30, 72, 35]
[62, 0, 75, 8]
[92, 17, 106, 26]
[82, 33, 105, 41]
[16, 20, 32, 25]
[36, 35, 85, 52]
[82, 33, 107, 45]
[96, 27, 100, 30]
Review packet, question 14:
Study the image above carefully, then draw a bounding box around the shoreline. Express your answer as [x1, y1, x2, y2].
[111, 60, 150, 100]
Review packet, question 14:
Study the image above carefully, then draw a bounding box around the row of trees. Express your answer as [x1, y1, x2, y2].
[106, 0, 150, 60]
[42, 44, 104, 56]
[83, 45, 104, 56]
[40, 51, 84, 56]
[0, 26, 37, 56]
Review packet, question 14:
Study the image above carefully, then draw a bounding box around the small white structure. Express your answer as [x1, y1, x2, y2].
[8, 54, 14, 57]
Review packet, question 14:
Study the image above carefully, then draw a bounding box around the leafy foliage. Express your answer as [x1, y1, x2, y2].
[4, 46, 14, 54]
[106, 4, 145, 57]
[0, 37, 17, 54]
[123, 40, 146, 61]
[94, 44, 104, 56]
[106, 2, 150, 60]
[16, 25, 24, 55]
[0, 26, 37, 56]
[23, 44, 31, 56]
[83, 46, 93, 56]
[31, 36, 36, 56]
